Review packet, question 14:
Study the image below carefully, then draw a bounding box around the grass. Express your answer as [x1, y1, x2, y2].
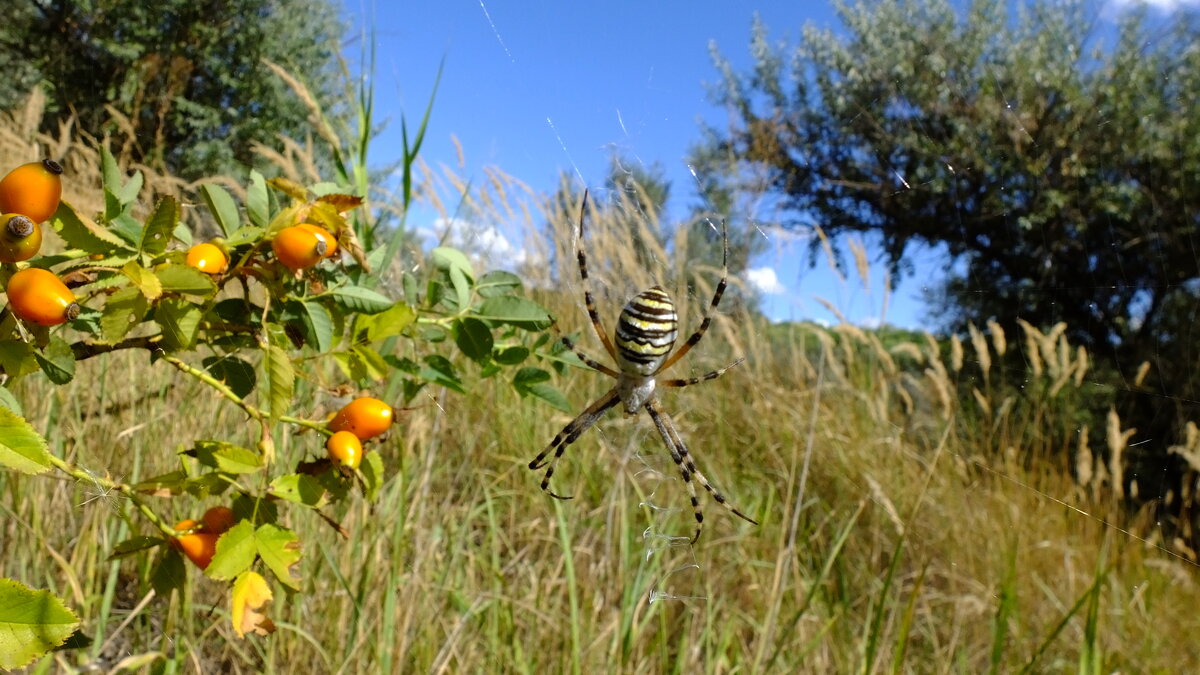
[3, 99, 1200, 673]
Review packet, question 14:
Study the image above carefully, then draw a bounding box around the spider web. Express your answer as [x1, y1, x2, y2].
[362, 0, 1200, 612]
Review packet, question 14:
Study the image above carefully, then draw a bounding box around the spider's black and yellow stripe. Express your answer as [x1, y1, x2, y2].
[614, 285, 679, 375]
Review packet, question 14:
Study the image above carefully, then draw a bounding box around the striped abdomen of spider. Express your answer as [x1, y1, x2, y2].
[612, 285, 677, 412]
[527, 190, 757, 544]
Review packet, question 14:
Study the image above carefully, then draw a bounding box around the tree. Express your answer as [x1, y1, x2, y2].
[0, 0, 345, 180]
[694, 0, 1200, 447]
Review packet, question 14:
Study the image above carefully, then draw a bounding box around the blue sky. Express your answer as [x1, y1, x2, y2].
[338, 0, 1190, 327]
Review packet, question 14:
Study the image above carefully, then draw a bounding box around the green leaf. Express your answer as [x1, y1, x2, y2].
[224, 225, 265, 248]
[454, 317, 493, 362]
[357, 301, 416, 342]
[205, 521, 257, 581]
[108, 213, 143, 246]
[155, 263, 217, 296]
[150, 548, 186, 597]
[246, 170, 270, 229]
[263, 343, 295, 420]
[50, 201, 133, 255]
[476, 295, 552, 330]
[109, 536, 166, 560]
[200, 183, 240, 236]
[269, 474, 328, 507]
[101, 286, 149, 344]
[512, 367, 572, 412]
[186, 440, 264, 474]
[329, 286, 393, 314]
[202, 356, 257, 399]
[0, 340, 37, 378]
[477, 270, 523, 298]
[432, 246, 474, 279]
[0, 578, 80, 670]
[300, 300, 334, 353]
[122, 261, 164, 301]
[0, 387, 21, 416]
[156, 299, 203, 350]
[0, 407, 52, 475]
[140, 196, 179, 255]
[448, 264, 471, 312]
[360, 448, 384, 501]
[420, 354, 465, 394]
[494, 345, 530, 365]
[255, 523, 302, 589]
[34, 337, 75, 385]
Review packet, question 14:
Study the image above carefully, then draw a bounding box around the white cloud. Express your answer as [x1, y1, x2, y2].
[418, 217, 529, 270]
[745, 266, 787, 295]
[1109, 0, 1199, 9]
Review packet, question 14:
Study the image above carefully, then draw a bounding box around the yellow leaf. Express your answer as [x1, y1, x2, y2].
[230, 571, 276, 639]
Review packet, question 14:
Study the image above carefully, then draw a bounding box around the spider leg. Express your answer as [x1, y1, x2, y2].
[655, 217, 730, 374]
[529, 387, 621, 500]
[574, 189, 619, 361]
[644, 398, 758, 543]
[560, 334, 620, 378]
[661, 357, 745, 388]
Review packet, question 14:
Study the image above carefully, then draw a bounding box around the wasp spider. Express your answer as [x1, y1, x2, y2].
[528, 190, 758, 543]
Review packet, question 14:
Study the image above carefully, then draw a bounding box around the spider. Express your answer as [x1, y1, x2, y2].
[528, 190, 758, 543]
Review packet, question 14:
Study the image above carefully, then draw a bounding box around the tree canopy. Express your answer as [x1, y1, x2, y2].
[0, 0, 346, 179]
[694, 0, 1200, 441]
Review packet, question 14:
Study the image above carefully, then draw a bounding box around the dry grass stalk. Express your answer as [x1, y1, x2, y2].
[848, 235, 869, 290]
[1134, 361, 1151, 388]
[866, 333, 898, 376]
[1073, 346, 1088, 388]
[949, 334, 964, 373]
[925, 366, 954, 420]
[1106, 407, 1135, 501]
[1017, 319, 1044, 378]
[972, 387, 991, 417]
[889, 341, 925, 364]
[987, 319, 1007, 357]
[814, 224, 844, 283]
[1168, 421, 1200, 473]
[967, 322, 991, 382]
[1075, 425, 1093, 489]
[815, 297, 848, 324]
[865, 474, 904, 536]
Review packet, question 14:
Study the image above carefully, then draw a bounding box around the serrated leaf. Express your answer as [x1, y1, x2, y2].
[263, 343, 295, 420]
[0, 578, 80, 670]
[140, 196, 179, 255]
[109, 213, 143, 245]
[34, 337, 75, 385]
[101, 286, 149, 344]
[454, 318, 493, 362]
[300, 300, 334, 353]
[155, 263, 217, 296]
[122, 261, 163, 301]
[200, 183, 240, 237]
[476, 295, 552, 330]
[202, 356, 257, 399]
[109, 536, 166, 560]
[246, 170, 270, 229]
[225, 225, 265, 248]
[51, 200, 133, 255]
[187, 440, 264, 474]
[358, 302, 416, 342]
[329, 285, 393, 314]
[206, 521, 257, 581]
[231, 571, 276, 638]
[269, 473, 328, 507]
[0, 407, 52, 474]
[254, 524, 302, 590]
[316, 193, 364, 213]
[156, 299, 202, 350]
